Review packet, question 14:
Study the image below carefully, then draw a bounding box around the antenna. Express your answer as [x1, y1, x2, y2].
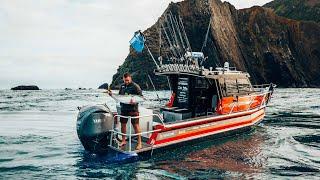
[201, 18, 212, 53]
[159, 22, 161, 57]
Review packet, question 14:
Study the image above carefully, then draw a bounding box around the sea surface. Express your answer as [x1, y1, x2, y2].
[0, 89, 319, 179]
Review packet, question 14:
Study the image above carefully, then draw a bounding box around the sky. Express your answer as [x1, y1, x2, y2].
[0, 0, 272, 89]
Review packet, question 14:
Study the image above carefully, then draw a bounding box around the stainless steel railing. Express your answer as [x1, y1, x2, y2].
[109, 114, 165, 152]
[253, 84, 277, 89]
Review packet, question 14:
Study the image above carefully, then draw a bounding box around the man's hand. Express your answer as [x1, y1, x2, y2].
[104, 90, 112, 96]
[129, 98, 136, 105]
[108, 90, 112, 96]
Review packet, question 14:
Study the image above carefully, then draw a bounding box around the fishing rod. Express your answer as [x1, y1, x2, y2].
[179, 16, 192, 52]
[168, 13, 183, 53]
[165, 14, 183, 59]
[161, 23, 179, 58]
[147, 74, 162, 103]
[172, 14, 187, 52]
[166, 76, 172, 93]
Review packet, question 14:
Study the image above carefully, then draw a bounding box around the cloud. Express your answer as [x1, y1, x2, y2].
[0, 0, 270, 89]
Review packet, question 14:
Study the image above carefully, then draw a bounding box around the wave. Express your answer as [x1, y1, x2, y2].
[293, 135, 320, 148]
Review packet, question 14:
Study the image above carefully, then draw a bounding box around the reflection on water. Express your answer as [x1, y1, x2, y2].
[0, 89, 319, 179]
[154, 130, 266, 178]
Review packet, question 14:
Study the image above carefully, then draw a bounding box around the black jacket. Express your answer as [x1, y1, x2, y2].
[119, 82, 142, 112]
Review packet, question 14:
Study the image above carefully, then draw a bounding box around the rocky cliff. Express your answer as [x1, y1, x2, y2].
[264, 0, 320, 23]
[111, 0, 320, 89]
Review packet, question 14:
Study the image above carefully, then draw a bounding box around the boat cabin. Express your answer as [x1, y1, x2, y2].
[156, 61, 254, 123]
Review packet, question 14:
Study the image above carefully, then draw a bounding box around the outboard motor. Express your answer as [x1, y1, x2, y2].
[76, 104, 114, 154]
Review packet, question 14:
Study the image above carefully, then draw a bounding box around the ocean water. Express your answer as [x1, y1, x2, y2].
[0, 89, 319, 179]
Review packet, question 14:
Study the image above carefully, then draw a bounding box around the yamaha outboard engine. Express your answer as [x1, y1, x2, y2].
[76, 104, 114, 154]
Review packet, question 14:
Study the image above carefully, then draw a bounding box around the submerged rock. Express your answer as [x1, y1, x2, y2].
[11, 85, 40, 90]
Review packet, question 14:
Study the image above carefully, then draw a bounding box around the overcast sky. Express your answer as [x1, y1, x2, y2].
[0, 0, 271, 89]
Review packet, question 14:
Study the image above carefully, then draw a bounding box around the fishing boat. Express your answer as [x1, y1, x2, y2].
[76, 12, 275, 160]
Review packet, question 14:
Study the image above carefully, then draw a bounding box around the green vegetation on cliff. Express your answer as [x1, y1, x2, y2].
[264, 0, 320, 23]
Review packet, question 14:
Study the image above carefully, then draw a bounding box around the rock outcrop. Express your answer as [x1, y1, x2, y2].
[98, 83, 109, 90]
[111, 0, 320, 89]
[11, 85, 40, 90]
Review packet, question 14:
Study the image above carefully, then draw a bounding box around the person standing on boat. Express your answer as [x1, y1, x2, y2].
[109, 73, 143, 150]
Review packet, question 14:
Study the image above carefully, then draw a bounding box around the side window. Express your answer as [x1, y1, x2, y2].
[225, 79, 238, 95]
[237, 78, 252, 93]
[218, 79, 227, 97]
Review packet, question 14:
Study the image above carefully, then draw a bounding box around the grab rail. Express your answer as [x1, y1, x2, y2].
[252, 84, 271, 88]
[113, 114, 165, 126]
[253, 84, 277, 89]
[110, 114, 165, 152]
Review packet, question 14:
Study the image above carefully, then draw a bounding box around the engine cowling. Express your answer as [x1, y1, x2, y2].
[76, 104, 114, 154]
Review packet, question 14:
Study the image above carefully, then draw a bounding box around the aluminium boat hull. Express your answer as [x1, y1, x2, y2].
[132, 107, 266, 155]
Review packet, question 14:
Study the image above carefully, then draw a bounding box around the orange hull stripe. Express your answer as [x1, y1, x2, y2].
[162, 108, 263, 132]
[155, 113, 264, 145]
